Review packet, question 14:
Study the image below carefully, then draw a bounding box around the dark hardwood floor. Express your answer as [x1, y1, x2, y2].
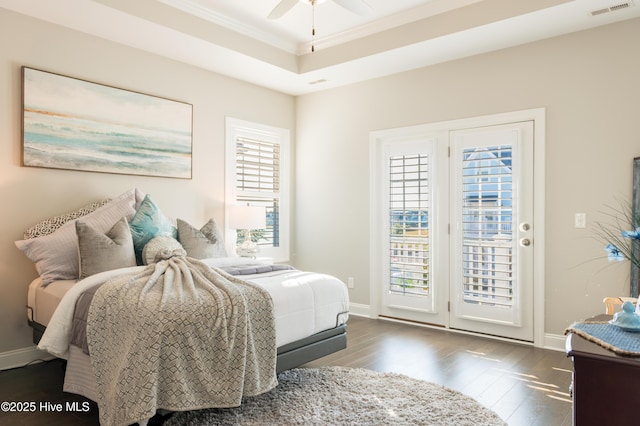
[0, 357, 99, 426]
[306, 316, 573, 426]
[0, 316, 573, 425]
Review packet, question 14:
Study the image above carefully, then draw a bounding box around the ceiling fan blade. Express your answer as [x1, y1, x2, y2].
[332, 0, 373, 16]
[268, 0, 299, 19]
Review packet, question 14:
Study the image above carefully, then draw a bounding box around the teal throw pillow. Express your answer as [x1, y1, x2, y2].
[129, 194, 177, 264]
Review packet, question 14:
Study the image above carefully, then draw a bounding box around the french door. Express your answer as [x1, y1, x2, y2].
[449, 122, 533, 341]
[374, 116, 537, 342]
[380, 136, 447, 324]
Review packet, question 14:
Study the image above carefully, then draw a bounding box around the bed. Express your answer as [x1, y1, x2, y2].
[27, 260, 349, 371]
[17, 188, 349, 425]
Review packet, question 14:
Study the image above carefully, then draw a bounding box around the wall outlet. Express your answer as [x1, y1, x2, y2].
[347, 277, 354, 289]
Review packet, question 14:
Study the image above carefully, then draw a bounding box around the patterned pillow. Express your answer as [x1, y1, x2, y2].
[142, 236, 185, 265]
[76, 217, 137, 278]
[15, 188, 145, 286]
[23, 199, 111, 240]
[129, 194, 178, 265]
[177, 218, 227, 259]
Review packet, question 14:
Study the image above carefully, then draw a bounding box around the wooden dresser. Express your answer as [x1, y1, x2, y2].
[565, 315, 640, 425]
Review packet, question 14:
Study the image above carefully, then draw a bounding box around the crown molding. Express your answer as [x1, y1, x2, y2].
[158, 0, 299, 53]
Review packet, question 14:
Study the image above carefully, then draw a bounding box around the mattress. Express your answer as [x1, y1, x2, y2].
[245, 268, 349, 347]
[27, 277, 76, 326]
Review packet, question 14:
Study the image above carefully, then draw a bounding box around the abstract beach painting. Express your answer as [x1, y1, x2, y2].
[22, 67, 192, 179]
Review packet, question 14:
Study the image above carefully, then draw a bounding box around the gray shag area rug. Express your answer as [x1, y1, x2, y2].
[164, 366, 506, 425]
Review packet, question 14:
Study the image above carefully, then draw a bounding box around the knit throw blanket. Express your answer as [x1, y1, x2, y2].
[86, 251, 278, 426]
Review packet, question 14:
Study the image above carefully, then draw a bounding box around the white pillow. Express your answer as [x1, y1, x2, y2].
[15, 188, 145, 286]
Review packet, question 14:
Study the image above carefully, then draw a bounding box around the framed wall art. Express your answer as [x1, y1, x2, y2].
[22, 67, 193, 179]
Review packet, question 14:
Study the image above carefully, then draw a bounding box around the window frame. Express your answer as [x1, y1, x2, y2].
[225, 117, 290, 262]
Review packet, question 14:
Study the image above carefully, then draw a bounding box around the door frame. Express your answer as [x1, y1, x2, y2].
[369, 108, 546, 347]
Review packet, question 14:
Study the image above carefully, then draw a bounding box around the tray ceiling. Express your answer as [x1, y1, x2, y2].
[0, 0, 638, 95]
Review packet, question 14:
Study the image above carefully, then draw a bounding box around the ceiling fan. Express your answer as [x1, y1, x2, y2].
[268, 0, 373, 20]
[268, 0, 373, 52]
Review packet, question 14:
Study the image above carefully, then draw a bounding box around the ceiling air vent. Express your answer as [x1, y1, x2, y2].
[590, 1, 633, 16]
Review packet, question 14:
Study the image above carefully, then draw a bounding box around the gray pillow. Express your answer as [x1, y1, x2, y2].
[76, 217, 136, 279]
[177, 218, 227, 259]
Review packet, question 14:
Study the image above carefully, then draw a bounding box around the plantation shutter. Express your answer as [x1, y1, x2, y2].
[235, 136, 280, 247]
[388, 153, 430, 297]
[461, 145, 513, 307]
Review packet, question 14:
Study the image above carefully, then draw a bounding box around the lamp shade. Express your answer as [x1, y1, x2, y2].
[228, 205, 266, 230]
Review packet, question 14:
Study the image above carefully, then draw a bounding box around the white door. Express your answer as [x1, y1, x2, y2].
[378, 134, 450, 326]
[374, 119, 536, 342]
[449, 122, 534, 341]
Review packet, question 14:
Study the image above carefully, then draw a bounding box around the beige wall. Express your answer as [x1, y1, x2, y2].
[0, 8, 295, 355]
[295, 18, 640, 337]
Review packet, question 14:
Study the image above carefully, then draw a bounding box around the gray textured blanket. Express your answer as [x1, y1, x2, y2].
[71, 263, 294, 355]
[86, 253, 278, 426]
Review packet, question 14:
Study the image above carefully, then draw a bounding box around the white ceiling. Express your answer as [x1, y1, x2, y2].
[159, 0, 482, 54]
[0, 0, 638, 95]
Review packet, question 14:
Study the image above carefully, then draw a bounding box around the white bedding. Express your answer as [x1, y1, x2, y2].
[36, 257, 349, 359]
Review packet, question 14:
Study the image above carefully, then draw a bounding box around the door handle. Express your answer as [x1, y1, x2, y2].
[520, 238, 531, 247]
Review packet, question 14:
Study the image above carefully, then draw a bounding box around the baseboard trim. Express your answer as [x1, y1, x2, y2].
[543, 333, 567, 352]
[0, 345, 54, 371]
[348, 302, 372, 318]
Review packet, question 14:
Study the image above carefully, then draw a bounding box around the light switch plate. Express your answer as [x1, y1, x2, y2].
[575, 213, 587, 229]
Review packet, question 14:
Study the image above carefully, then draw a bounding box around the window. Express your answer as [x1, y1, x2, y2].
[388, 153, 431, 297]
[460, 145, 514, 307]
[225, 118, 290, 261]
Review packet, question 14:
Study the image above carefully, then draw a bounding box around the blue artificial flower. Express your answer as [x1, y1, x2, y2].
[605, 244, 625, 262]
[621, 227, 640, 239]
